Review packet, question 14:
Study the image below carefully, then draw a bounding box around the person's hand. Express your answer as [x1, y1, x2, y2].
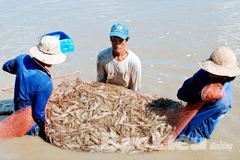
[201, 83, 226, 103]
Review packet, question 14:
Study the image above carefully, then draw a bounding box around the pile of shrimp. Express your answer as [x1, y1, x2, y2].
[45, 78, 184, 154]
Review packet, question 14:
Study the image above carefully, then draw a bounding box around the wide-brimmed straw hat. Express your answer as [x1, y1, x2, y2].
[30, 36, 66, 65]
[199, 46, 240, 77]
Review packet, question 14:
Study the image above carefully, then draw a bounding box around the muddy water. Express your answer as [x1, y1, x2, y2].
[0, 0, 240, 159]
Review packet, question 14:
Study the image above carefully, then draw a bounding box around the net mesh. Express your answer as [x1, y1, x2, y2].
[44, 78, 204, 153]
[0, 106, 35, 141]
[0, 74, 204, 153]
[0, 72, 80, 142]
[201, 83, 225, 103]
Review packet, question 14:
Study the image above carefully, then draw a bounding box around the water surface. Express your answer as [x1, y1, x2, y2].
[0, 0, 240, 159]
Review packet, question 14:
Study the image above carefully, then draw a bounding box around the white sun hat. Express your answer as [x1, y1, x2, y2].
[30, 35, 66, 65]
[199, 46, 240, 77]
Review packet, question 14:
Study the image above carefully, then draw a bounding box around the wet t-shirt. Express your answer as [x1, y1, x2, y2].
[97, 47, 141, 92]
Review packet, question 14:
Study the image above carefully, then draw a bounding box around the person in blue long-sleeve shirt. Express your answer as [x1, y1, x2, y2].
[176, 46, 240, 143]
[2, 35, 66, 139]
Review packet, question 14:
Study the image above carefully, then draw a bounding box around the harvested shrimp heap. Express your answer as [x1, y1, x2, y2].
[45, 78, 184, 154]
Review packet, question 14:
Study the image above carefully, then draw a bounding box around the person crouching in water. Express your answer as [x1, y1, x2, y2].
[97, 22, 141, 92]
[176, 46, 240, 143]
[2, 36, 67, 140]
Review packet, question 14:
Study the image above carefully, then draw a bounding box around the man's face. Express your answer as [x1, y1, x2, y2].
[110, 36, 127, 54]
[45, 64, 52, 68]
[209, 73, 226, 84]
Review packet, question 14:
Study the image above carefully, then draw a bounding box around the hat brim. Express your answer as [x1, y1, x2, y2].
[29, 46, 66, 65]
[110, 32, 128, 40]
[199, 60, 240, 77]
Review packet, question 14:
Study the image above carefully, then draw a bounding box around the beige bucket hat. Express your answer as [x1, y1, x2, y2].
[30, 36, 66, 65]
[199, 46, 240, 77]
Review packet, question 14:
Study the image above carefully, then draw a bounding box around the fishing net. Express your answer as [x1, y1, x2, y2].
[0, 74, 204, 153]
[44, 78, 204, 154]
[0, 106, 35, 140]
[201, 83, 225, 103]
[0, 72, 80, 142]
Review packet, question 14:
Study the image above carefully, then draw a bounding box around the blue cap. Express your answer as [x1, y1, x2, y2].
[109, 23, 129, 40]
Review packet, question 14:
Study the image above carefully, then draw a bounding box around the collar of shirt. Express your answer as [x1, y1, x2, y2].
[33, 58, 51, 78]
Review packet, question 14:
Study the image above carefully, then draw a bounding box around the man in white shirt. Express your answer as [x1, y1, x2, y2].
[97, 22, 141, 92]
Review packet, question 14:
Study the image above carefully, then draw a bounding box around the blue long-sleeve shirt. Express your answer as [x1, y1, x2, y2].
[176, 69, 232, 143]
[2, 54, 53, 129]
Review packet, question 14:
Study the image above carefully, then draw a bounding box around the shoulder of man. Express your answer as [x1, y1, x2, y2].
[15, 54, 31, 60]
[97, 47, 112, 61]
[128, 49, 141, 65]
[98, 47, 111, 55]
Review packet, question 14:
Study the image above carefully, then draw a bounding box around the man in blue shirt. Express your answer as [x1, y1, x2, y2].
[2, 36, 66, 139]
[176, 46, 240, 143]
